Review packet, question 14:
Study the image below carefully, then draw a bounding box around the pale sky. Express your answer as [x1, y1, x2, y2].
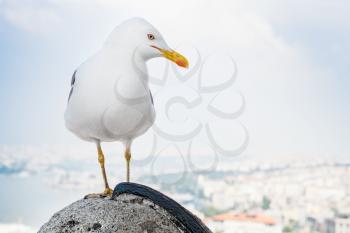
[0, 0, 349, 160]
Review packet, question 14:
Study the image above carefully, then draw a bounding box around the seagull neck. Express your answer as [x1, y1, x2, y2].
[131, 50, 149, 77]
[102, 45, 149, 80]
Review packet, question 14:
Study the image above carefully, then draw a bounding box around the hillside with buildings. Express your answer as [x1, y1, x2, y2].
[141, 158, 350, 233]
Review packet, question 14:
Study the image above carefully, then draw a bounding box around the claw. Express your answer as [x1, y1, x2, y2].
[103, 187, 113, 195]
[84, 188, 113, 199]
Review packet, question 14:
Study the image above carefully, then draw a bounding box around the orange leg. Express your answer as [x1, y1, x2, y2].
[124, 147, 131, 182]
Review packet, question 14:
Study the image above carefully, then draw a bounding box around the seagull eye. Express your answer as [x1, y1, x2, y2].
[147, 34, 155, 40]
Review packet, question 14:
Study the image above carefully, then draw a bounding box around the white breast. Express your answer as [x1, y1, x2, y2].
[64, 49, 155, 142]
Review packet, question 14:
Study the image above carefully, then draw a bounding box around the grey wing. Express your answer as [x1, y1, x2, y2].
[68, 70, 77, 102]
[149, 90, 154, 105]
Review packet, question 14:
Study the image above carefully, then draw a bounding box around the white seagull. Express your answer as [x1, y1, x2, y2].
[64, 18, 189, 196]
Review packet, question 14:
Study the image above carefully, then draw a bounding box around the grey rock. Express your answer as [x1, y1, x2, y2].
[39, 193, 186, 233]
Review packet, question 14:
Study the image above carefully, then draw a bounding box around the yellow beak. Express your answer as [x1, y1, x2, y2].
[151, 45, 189, 68]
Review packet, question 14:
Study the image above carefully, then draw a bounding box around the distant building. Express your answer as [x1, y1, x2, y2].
[325, 218, 335, 233]
[325, 214, 350, 233]
[336, 214, 350, 233]
[205, 213, 282, 233]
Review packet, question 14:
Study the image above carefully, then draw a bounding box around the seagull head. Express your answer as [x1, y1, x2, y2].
[105, 18, 189, 68]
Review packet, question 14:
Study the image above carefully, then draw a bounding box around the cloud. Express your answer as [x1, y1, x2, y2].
[0, 0, 62, 34]
[241, 0, 350, 27]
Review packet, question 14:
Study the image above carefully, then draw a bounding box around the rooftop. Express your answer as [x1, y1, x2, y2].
[207, 213, 276, 225]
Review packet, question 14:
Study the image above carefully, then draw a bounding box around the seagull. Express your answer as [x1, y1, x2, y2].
[64, 18, 189, 197]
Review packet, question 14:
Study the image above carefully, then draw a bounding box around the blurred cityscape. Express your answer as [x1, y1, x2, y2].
[142, 158, 350, 233]
[0, 146, 350, 233]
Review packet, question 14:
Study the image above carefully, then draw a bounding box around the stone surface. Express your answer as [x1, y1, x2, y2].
[39, 182, 212, 233]
[39, 183, 212, 233]
[39, 193, 185, 233]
